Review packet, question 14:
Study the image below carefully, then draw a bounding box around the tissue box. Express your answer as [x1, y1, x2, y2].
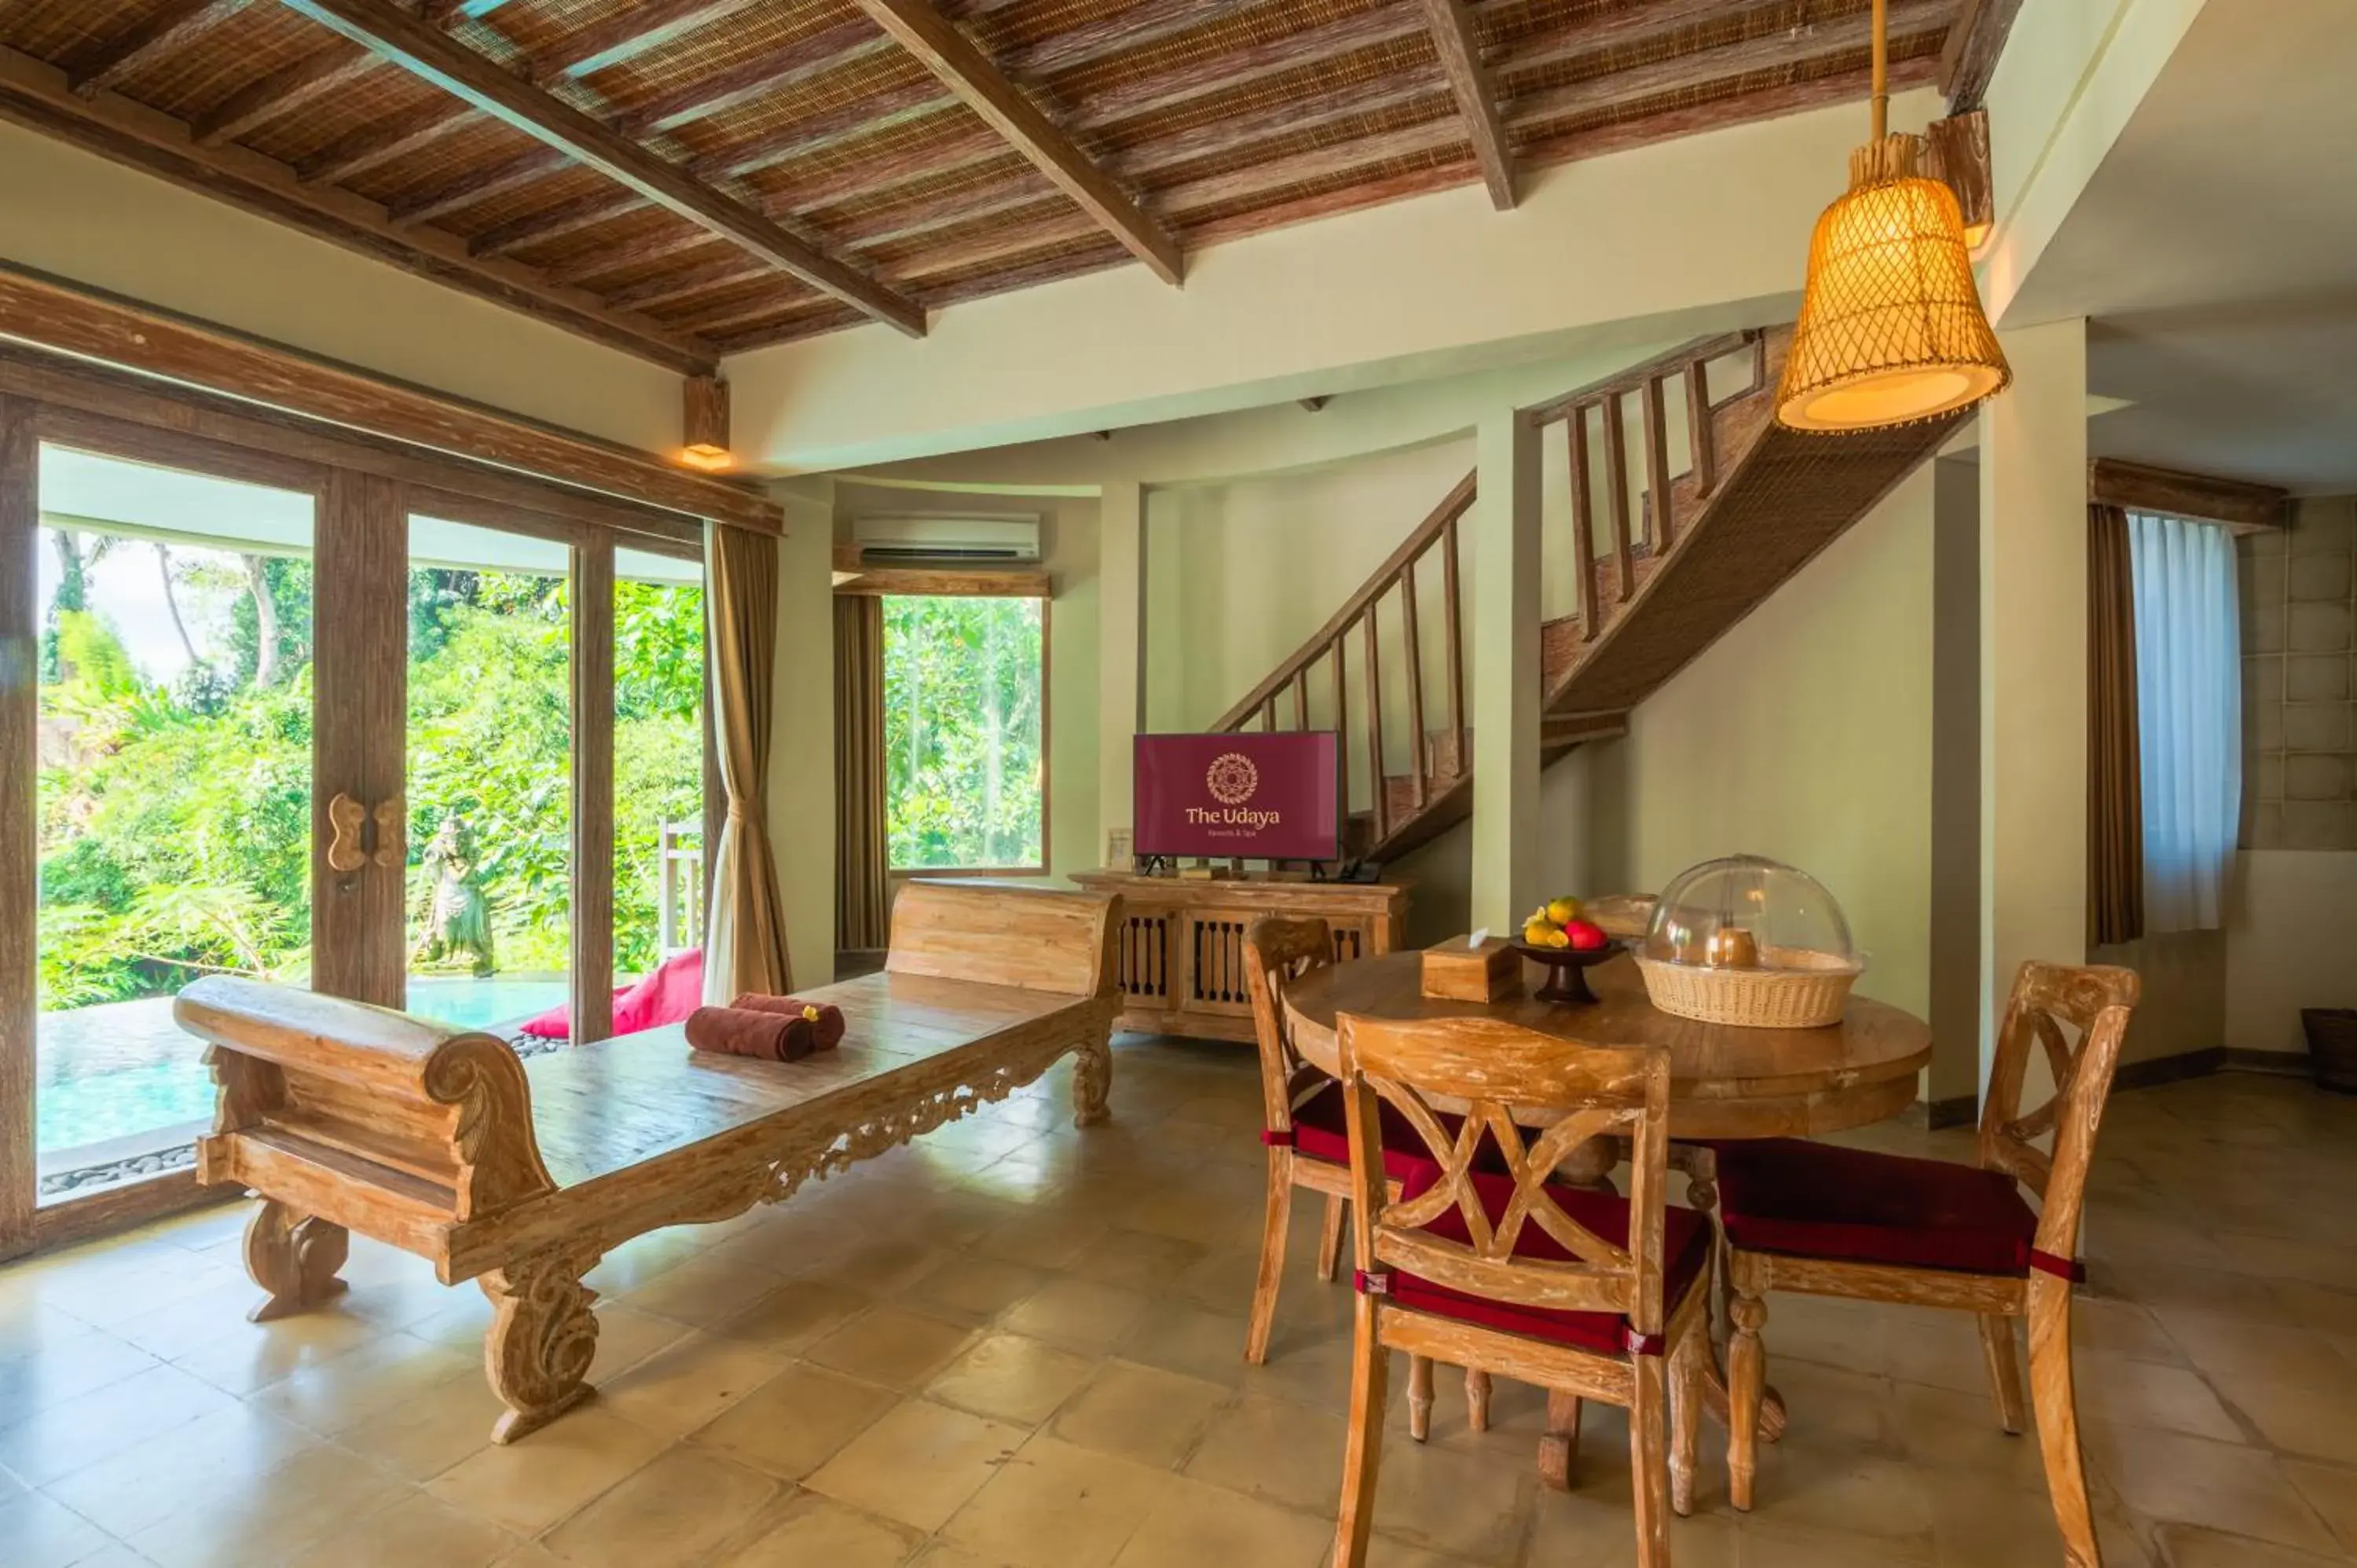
[1420, 936, 1521, 1002]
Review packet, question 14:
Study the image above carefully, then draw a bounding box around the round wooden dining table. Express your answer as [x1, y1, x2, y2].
[1281, 946, 1934, 1456]
[1281, 948, 1933, 1143]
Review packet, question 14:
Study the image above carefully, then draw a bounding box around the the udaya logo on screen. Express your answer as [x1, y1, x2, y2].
[1192, 751, 1281, 830]
[1204, 751, 1259, 805]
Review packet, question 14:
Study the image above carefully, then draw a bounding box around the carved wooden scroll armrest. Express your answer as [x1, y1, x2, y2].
[420, 1033, 557, 1222]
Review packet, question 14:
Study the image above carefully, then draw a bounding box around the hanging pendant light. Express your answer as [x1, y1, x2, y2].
[1776, 0, 2011, 431]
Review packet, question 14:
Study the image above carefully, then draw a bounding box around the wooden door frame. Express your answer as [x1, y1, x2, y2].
[0, 377, 717, 1256]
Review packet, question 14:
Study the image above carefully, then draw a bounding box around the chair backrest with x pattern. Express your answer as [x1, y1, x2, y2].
[1242, 916, 1337, 1138]
[1336, 1013, 1674, 1336]
[1978, 959, 2140, 1266]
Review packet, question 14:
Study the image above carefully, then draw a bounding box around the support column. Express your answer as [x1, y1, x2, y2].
[1469, 406, 1543, 934]
[1097, 480, 1143, 863]
[768, 481, 838, 986]
[1978, 318, 2088, 1090]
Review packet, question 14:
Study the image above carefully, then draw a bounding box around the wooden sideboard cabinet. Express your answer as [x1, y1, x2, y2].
[1068, 870, 1408, 1043]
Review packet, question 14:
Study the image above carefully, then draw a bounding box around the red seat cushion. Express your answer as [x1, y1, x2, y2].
[1285, 1078, 1479, 1184]
[1387, 1167, 1712, 1357]
[1714, 1138, 2040, 1277]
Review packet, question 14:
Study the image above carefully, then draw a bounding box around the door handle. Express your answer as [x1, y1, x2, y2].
[328, 792, 405, 872]
[328, 793, 368, 873]
[372, 796, 405, 870]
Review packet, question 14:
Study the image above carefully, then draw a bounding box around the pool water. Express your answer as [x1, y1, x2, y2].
[35, 975, 570, 1157]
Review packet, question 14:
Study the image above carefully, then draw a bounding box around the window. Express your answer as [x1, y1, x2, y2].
[2128, 512, 2241, 931]
[883, 595, 1047, 871]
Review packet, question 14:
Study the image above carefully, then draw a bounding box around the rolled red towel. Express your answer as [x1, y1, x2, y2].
[731, 994, 845, 1051]
[685, 1006, 817, 1062]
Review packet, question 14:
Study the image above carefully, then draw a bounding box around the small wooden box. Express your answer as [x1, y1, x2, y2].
[1420, 936, 1522, 1002]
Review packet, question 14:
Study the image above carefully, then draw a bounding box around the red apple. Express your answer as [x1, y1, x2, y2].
[1564, 918, 1608, 951]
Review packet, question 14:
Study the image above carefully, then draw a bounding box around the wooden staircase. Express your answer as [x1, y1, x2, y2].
[1209, 327, 1969, 866]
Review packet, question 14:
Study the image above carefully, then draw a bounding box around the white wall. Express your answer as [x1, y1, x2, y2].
[769, 490, 838, 987]
[2227, 851, 2357, 1056]
[1572, 467, 1941, 1024]
[0, 121, 680, 452]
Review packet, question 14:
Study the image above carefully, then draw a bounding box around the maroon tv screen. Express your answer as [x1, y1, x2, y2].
[1134, 732, 1340, 862]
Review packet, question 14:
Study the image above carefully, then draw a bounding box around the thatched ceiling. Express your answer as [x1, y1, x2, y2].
[0, 0, 1974, 371]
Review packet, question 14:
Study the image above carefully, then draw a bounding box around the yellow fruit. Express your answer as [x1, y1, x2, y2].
[1522, 921, 1554, 946]
[1546, 928, 1573, 949]
[1546, 896, 1581, 925]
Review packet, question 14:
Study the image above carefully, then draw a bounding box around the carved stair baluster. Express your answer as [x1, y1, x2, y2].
[1567, 405, 1600, 639]
[1685, 357, 1716, 500]
[1401, 556, 1428, 811]
[1642, 373, 1675, 554]
[1604, 394, 1634, 603]
[1362, 604, 1385, 844]
[1442, 514, 1466, 775]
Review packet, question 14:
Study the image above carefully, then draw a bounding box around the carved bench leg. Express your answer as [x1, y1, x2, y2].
[481, 1247, 602, 1445]
[243, 1199, 350, 1324]
[1071, 1034, 1113, 1127]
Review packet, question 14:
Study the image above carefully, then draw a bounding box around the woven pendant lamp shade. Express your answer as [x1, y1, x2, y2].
[1776, 134, 2011, 432]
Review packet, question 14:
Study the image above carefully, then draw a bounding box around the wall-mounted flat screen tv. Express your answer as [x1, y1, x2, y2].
[1134, 731, 1340, 863]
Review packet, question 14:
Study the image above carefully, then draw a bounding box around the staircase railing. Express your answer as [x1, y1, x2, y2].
[1209, 471, 1475, 849]
[1203, 328, 1771, 861]
[1529, 328, 1762, 646]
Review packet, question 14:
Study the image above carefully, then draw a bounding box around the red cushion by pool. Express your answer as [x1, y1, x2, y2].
[518, 948, 705, 1039]
[1387, 1166, 1712, 1357]
[1714, 1138, 2040, 1277]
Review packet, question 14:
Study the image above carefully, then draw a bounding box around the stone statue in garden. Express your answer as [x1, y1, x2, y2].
[412, 816, 496, 977]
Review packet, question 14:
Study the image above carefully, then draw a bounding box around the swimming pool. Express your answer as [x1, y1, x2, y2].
[35, 975, 570, 1157]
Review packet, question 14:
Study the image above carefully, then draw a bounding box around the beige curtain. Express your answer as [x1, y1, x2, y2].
[834, 595, 889, 953]
[2088, 504, 2145, 947]
[703, 520, 792, 1000]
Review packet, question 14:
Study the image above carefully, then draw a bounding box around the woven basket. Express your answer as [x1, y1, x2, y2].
[1635, 946, 1861, 1029]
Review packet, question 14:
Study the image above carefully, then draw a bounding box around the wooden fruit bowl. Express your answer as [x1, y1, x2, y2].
[1509, 938, 1626, 1005]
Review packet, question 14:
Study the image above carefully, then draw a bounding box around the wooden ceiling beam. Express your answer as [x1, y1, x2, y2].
[530, 0, 761, 82]
[1104, 69, 1445, 180]
[844, 0, 1183, 283]
[1501, 0, 1949, 127]
[1497, 0, 1787, 80]
[70, 0, 253, 99]
[277, 0, 926, 335]
[190, 43, 373, 145]
[1003, 0, 1248, 79]
[1069, 0, 1427, 130]
[1941, 0, 2024, 113]
[608, 253, 771, 311]
[610, 20, 890, 137]
[300, 97, 476, 185]
[387, 145, 566, 225]
[470, 189, 643, 258]
[547, 225, 717, 288]
[0, 45, 717, 372]
[1417, 0, 1513, 209]
[691, 80, 959, 182]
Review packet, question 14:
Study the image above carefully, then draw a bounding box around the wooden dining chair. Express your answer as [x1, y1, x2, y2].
[1714, 960, 2139, 1566]
[1242, 917, 1486, 1375]
[1330, 1014, 1714, 1568]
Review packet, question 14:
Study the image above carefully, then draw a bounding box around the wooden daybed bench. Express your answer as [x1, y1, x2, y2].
[174, 881, 1121, 1442]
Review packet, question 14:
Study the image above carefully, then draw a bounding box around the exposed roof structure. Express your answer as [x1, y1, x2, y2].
[0, 0, 1970, 370]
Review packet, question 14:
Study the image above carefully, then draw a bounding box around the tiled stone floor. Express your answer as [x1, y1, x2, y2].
[2, 1039, 2354, 1568]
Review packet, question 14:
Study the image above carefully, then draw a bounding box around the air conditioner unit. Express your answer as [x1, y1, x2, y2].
[853, 514, 1041, 563]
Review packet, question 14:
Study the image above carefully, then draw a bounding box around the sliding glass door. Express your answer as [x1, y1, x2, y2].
[31, 444, 318, 1200]
[0, 412, 709, 1252]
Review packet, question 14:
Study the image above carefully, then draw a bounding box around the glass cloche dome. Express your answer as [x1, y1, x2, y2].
[1641, 855, 1861, 974]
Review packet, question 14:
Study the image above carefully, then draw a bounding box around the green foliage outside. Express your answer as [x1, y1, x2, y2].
[883, 595, 1044, 870]
[35, 527, 706, 1011]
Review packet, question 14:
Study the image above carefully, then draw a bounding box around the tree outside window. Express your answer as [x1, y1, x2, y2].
[883, 595, 1045, 870]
